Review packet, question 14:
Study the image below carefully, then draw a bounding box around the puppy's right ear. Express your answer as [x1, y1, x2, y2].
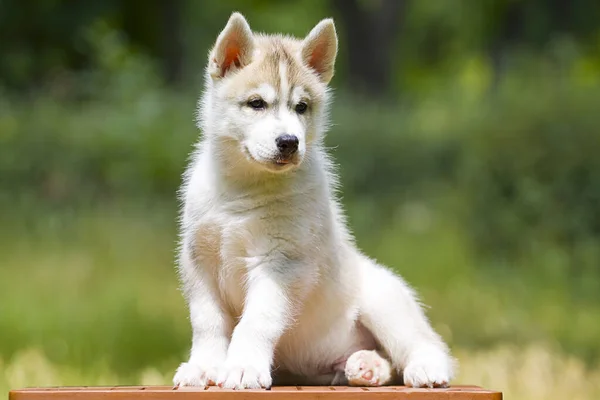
[208, 12, 254, 79]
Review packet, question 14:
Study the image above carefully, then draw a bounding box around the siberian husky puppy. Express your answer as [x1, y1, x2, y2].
[173, 12, 454, 390]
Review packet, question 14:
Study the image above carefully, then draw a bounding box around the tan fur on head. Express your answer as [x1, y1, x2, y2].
[218, 35, 328, 114]
[208, 13, 338, 84]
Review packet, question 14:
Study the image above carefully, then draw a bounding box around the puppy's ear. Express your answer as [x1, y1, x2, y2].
[301, 18, 338, 84]
[208, 12, 254, 79]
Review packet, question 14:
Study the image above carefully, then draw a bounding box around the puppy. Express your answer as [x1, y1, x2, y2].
[173, 12, 455, 389]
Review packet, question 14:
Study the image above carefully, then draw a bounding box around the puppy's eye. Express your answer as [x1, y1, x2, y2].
[295, 102, 308, 114]
[247, 99, 266, 110]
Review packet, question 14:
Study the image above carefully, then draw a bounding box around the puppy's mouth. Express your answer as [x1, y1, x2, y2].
[274, 157, 293, 165]
[270, 155, 299, 169]
[243, 146, 300, 171]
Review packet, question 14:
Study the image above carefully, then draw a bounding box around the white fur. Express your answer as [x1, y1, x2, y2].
[173, 12, 455, 389]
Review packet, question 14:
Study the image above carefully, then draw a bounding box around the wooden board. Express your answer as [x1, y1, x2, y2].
[10, 385, 502, 399]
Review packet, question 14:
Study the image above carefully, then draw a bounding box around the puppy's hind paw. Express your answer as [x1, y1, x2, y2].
[345, 350, 393, 387]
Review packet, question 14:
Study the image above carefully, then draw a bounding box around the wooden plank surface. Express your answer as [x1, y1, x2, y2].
[10, 385, 502, 400]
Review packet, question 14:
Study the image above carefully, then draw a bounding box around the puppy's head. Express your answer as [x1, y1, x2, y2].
[201, 13, 337, 174]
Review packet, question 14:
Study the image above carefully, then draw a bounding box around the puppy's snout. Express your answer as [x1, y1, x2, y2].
[275, 134, 299, 157]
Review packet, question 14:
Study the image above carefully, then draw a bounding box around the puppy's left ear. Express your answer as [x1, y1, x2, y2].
[208, 12, 255, 79]
[301, 18, 338, 84]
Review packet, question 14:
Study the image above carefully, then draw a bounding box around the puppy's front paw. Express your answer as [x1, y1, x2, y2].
[173, 361, 219, 387]
[345, 350, 393, 386]
[217, 359, 272, 390]
[403, 348, 453, 388]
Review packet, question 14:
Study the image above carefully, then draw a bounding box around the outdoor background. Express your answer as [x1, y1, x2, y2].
[2, 1, 600, 399]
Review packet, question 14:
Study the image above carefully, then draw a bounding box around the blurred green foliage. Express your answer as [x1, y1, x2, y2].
[1, 0, 600, 393]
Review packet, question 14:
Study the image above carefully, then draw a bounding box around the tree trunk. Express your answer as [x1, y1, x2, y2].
[161, 0, 184, 86]
[331, 0, 407, 97]
[489, 0, 525, 91]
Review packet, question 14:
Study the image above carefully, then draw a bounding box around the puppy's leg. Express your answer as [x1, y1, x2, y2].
[218, 260, 303, 390]
[345, 350, 395, 387]
[357, 257, 454, 388]
[173, 245, 233, 387]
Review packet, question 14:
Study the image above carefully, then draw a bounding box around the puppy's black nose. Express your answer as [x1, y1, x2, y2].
[275, 134, 299, 157]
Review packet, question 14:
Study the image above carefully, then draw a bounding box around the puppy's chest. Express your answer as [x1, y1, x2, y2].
[198, 205, 294, 258]
[194, 203, 306, 311]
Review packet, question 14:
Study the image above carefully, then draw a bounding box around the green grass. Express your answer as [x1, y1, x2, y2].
[0, 203, 188, 378]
